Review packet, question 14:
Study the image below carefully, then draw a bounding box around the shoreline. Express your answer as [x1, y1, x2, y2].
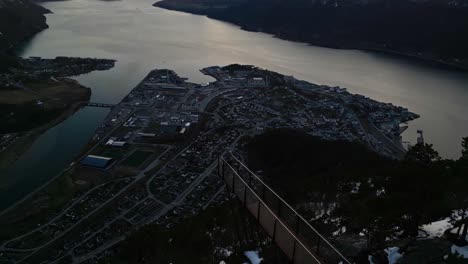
[0, 78, 91, 174]
[0, 65, 420, 261]
[0, 0, 50, 55]
[0, 63, 417, 215]
[0, 95, 90, 216]
[154, 1, 468, 72]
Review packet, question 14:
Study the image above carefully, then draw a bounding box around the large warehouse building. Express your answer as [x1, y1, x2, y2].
[80, 155, 114, 169]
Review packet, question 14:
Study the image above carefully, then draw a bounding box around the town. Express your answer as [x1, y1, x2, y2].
[0, 64, 418, 263]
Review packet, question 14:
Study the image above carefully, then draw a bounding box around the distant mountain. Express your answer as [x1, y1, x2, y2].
[156, 0, 468, 69]
[0, 0, 49, 54]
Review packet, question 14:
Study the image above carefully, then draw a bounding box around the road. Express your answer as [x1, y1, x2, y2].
[11, 90, 239, 263]
[73, 131, 242, 263]
[0, 108, 135, 218]
[0, 179, 129, 251]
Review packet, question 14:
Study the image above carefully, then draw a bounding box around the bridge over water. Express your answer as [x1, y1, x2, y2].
[87, 102, 115, 108]
[218, 153, 351, 264]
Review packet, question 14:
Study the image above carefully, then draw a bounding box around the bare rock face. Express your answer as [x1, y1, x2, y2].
[0, 0, 49, 53]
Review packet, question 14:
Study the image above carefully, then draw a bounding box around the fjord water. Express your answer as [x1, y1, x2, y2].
[0, 108, 109, 210]
[1, 0, 468, 210]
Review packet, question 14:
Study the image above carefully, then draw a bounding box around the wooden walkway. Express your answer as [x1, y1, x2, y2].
[219, 153, 352, 264]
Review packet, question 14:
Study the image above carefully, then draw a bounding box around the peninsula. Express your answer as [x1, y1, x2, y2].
[0, 65, 418, 263]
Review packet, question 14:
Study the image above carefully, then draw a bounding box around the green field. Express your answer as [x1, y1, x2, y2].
[92, 146, 129, 160]
[121, 150, 153, 168]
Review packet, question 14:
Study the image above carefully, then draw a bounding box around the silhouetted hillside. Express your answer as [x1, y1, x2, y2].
[156, 0, 468, 69]
[246, 129, 468, 259]
[0, 0, 49, 54]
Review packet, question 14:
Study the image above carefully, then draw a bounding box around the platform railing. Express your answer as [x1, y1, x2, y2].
[219, 152, 351, 264]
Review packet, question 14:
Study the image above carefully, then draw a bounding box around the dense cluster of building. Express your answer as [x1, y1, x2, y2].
[0, 64, 419, 263]
[204, 66, 417, 158]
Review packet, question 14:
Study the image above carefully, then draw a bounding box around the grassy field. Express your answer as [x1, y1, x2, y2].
[92, 145, 130, 160]
[0, 78, 90, 106]
[0, 78, 90, 134]
[121, 150, 153, 168]
[0, 89, 38, 104]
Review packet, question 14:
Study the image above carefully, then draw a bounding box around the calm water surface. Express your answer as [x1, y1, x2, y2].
[1, 0, 467, 210]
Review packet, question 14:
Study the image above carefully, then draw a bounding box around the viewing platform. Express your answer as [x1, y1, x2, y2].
[219, 152, 351, 264]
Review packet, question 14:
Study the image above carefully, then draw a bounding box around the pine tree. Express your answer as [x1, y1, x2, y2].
[462, 137, 468, 159]
[405, 143, 441, 165]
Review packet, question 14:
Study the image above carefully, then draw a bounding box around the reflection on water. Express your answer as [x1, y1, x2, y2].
[0, 107, 109, 210]
[2, 0, 467, 209]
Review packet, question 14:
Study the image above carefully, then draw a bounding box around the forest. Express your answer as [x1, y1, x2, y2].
[247, 129, 468, 262]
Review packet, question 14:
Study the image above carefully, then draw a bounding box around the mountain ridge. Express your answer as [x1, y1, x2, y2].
[0, 0, 49, 54]
[155, 0, 468, 70]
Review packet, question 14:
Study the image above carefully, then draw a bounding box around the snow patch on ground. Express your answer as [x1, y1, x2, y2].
[421, 218, 452, 238]
[332, 226, 347, 236]
[351, 182, 361, 194]
[451, 245, 468, 258]
[215, 247, 233, 258]
[244, 250, 263, 264]
[300, 202, 337, 220]
[368, 255, 375, 264]
[385, 247, 403, 264]
[376, 188, 385, 196]
[359, 228, 367, 237]
[420, 210, 468, 239]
